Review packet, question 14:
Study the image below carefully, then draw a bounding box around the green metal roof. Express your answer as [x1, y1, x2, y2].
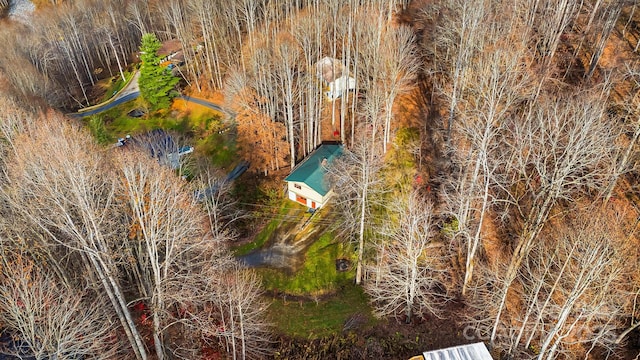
[285, 144, 343, 196]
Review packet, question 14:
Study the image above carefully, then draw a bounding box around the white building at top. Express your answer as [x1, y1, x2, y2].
[315, 57, 356, 101]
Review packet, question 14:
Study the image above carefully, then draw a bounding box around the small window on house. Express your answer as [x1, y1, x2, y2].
[294, 184, 302, 190]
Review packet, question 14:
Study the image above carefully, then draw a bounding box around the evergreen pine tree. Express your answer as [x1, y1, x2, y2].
[138, 33, 179, 110]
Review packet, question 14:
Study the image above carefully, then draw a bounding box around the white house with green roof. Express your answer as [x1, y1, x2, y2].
[284, 144, 343, 209]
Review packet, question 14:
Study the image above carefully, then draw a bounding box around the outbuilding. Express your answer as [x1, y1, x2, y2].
[411, 342, 493, 360]
[315, 57, 356, 101]
[284, 144, 342, 209]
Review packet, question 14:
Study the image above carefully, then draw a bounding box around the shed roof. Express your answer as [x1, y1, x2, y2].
[421, 343, 493, 360]
[158, 39, 182, 57]
[285, 144, 342, 196]
[316, 57, 346, 83]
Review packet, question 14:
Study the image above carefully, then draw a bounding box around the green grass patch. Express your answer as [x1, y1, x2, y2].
[383, 127, 419, 195]
[233, 200, 305, 256]
[174, 99, 223, 130]
[89, 98, 238, 174]
[234, 216, 279, 256]
[86, 115, 113, 145]
[99, 71, 133, 103]
[259, 233, 354, 296]
[196, 131, 237, 169]
[267, 282, 375, 339]
[104, 105, 188, 135]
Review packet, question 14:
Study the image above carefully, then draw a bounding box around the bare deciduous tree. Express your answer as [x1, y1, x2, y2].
[3, 117, 149, 359]
[512, 215, 627, 358]
[117, 150, 209, 360]
[225, 68, 289, 175]
[366, 190, 449, 323]
[0, 258, 126, 359]
[488, 91, 618, 344]
[378, 25, 420, 153]
[421, 0, 488, 143]
[441, 7, 533, 296]
[1, 111, 272, 359]
[209, 263, 272, 360]
[273, 33, 301, 169]
[585, 1, 624, 78]
[602, 65, 640, 203]
[327, 126, 386, 285]
[195, 167, 247, 238]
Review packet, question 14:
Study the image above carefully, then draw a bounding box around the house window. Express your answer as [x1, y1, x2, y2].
[295, 194, 307, 205]
[294, 184, 302, 190]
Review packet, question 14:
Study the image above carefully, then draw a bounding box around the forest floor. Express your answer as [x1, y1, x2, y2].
[272, 297, 481, 359]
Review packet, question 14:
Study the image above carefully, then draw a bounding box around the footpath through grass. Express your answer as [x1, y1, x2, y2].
[239, 198, 375, 339]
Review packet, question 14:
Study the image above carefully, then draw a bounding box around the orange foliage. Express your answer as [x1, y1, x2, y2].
[236, 109, 288, 175]
[229, 86, 289, 175]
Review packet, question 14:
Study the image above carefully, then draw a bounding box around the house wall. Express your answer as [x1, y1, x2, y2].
[321, 189, 334, 205]
[287, 181, 324, 209]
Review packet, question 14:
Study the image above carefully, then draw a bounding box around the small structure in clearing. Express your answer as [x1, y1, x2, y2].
[158, 39, 182, 60]
[284, 143, 342, 209]
[157, 39, 186, 73]
[315, 57, 356, 101]
[127, 108, 146, 118]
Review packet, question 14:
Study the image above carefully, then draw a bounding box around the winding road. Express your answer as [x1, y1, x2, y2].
[70, 92, 141, 118]
[69, 71, 141, 118]
[68, 71, 233, 118]
[178, 95, 226, 113]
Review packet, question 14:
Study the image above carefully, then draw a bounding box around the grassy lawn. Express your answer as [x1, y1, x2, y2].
[98, 71, 133, 103]
[235, 198, 373, 338]
[196, 132, 236, 169]
[172, 99, 237, 168]
[96, 98, 187, 134]
[234, 216, 280, 256]
[245, 200, 375, 339]
[104, 104, 190, 135]
[233, 200, 308, 256]
[85, 96, 236, 171]
[259, 232, 354, 295]
[237, 198, 354, 296]
[267, 282, 375, 339]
